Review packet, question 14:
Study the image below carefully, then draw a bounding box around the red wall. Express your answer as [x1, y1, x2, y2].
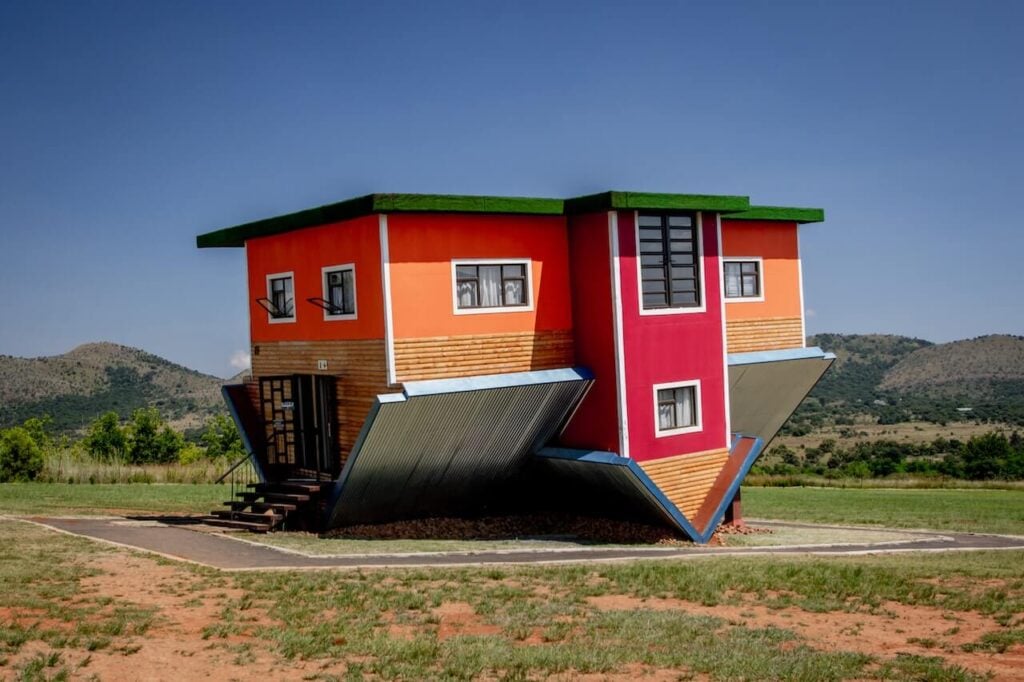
[246, 214, 385, 342]
[616, 210, 728, 461]
[559, 212, 620, 454]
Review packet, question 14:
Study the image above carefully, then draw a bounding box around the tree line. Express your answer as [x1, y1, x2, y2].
[756, 431, 1024, 480]
[0, 409, 245, 482]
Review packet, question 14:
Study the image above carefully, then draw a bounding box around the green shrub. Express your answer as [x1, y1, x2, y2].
[199, 414, 245, 461]
[84, 411, 127, 460]
[0, 427, 44, 482]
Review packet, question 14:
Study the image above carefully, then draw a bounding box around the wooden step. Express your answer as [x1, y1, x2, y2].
[250, 482, 324, 495]
[212, 510, 284, 525]
[224, 501, 298, 513]
[202, 517, 273, 533]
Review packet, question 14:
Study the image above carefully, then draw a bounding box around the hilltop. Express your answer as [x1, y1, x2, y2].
[880, 335, 1024, 397]
[793, 333, 1024, 429]
[0, 343, 226, 433]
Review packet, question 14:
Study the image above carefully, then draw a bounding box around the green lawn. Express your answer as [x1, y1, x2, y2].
[4, 517, 1014, 681]
[0, 483, 227, 516]
[743, 486, 1024, 535]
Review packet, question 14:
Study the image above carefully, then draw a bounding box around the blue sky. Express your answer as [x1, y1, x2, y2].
[1, 1, 1021, 377]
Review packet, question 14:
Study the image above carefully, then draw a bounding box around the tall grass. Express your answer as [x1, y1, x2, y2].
[745, 473, 1024, 490]
[39, 444, 238, 484]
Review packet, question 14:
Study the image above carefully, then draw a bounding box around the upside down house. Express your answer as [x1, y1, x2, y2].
[197, 191, 833, 542]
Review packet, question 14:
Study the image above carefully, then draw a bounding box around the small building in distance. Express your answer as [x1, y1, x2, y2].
[197, 191, 833, 541]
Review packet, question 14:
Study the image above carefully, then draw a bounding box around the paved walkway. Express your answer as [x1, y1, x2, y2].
[22, 516, 1024, 571]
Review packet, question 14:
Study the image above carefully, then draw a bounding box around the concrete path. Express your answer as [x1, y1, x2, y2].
[22, 516, 1024, 571]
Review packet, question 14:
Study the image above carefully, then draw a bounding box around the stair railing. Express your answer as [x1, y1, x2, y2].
[216, 455, 259, 502]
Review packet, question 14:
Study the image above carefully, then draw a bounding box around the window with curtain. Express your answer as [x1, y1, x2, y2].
[455, 262, 528, 310]
[656, 383, 700, 434]
[724, 260, 761, 299]
[638, 213, 701, 310]
[323, 267, 356, 316]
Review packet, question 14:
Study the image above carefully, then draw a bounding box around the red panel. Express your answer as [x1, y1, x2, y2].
[559, 212, 620, 453]
[617, 210, 728, 461]
[246, 214, 385, 342]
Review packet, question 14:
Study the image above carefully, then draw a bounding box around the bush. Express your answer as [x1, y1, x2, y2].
[199, 414, 245, 461]
[84, 411, 128, 461]
[0, 427, 44, 482]
[127, 408, 183, 464]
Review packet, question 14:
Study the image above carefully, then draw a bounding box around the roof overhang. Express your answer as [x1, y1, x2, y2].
[197, 190, 824, 249]
[725, 205, 825, 224]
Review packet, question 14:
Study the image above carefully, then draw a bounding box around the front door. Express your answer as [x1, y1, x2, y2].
[259, 375, 339, 480]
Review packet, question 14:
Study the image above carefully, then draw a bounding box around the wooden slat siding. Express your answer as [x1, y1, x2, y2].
[251, 339, 389, 465]
[394, 330, 574, 382]
[639, 448, 730, 520]
[726, 317, 803, 354]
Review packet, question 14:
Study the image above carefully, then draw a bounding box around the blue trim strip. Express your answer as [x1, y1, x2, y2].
[220, 385, 266, 484]
[728, 346, 832, 366]
[404, 367, 593, 397]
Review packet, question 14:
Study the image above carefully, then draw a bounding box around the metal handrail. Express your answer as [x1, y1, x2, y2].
[215, 455, 252, 484]
[216, 455, 259, 503]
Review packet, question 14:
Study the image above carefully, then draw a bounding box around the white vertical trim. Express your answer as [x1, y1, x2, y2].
[716, 213, 732, 446]
[243, 243, 254, 373]
[609, 211, 630, 458]
[796, 226, 807, 348]
[379, 214, 397, 385]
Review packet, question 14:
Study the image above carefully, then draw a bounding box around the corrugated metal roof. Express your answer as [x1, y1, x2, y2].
[324, 368, 593, 528]
[535, 437, 764, 544]
[729, 348, 834, 445]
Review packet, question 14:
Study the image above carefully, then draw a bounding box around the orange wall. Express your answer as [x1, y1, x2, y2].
[387, 213, 573, 339]
[720, 220, 802, 321]
[247, 214, 385, 342]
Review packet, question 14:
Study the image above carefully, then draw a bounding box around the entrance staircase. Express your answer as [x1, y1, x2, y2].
[205, 481, 330, 533]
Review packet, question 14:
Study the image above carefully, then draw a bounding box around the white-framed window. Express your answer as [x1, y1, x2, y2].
[653, 380, 702, 436]
[723, 257, 764, 301]
[320, 264, 357, 320]
[451, 259, 534, 315]
[635, 212, 706, 316]
[261, 271, 295, 323]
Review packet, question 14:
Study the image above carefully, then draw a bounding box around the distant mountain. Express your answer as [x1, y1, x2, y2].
[797, 333, 1024, 427]
[879, 335, 1024, 397]
[0, 343, 226, 433]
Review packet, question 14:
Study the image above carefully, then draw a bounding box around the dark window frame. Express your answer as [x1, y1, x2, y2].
[723, 259, 762, 299]
[266, 274, 295, 320]
[637, 212, 702, 310]
[655, 384, 700, 433]
[454, 262, 529, 310]
[322, 266, 356, 317]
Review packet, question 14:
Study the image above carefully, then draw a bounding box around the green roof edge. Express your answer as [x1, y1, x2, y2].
[726, 205, 825, 223]
[563, 191, 750, 214]
[197, 191, 822, 249]
[197, 193, 564, 248]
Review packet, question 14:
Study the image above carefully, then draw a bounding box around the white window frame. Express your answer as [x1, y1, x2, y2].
[722, 256, 765, 303]
[265, 271, 296, 324]
[321, 263, 358, 321]
[635, 211, 707, 316]
[450, 258, 534, 315]
[652, 380, 702, 437]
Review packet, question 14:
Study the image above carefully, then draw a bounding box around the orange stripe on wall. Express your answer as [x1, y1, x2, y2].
[387, 213, 573, 339]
